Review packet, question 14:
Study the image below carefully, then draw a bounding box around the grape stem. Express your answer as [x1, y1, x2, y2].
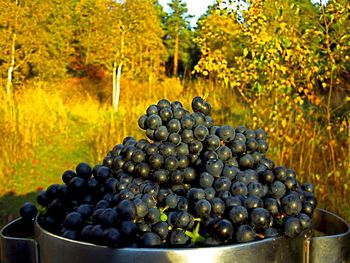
[185, 221, 206, 243]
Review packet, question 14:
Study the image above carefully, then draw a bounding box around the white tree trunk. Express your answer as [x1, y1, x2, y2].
[6, 66, 13, 96]
[115, 62, 122, 111]
[112, 61, 117, 110]
[112, 28, 125, 112]
[7, 0, 18, 96]
[112, 61, 122, 112]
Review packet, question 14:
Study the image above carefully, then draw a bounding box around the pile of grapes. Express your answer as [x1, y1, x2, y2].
[20, 96, 317, 248]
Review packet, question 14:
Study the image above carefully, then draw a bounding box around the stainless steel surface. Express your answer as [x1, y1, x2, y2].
[34, 224, 308, 263]
[307, 209, 350, 263]
[1, 208, 349, 263]
[0, 219, 38, 263]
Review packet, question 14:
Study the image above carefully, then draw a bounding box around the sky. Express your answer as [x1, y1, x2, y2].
[159, 0, 328, 28]
[159, 0, 216, 28]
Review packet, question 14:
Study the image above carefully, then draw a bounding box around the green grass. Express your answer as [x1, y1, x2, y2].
[9, 120, 95, 194]
[0, 192, 38, 227]
[0, 122, 95, 227]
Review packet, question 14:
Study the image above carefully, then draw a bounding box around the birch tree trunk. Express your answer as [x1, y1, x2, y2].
[6, 0, 19, 96]
[114, 62, 122, 111]
[112, 29, 125, 111]
[112, 61, 117, 110]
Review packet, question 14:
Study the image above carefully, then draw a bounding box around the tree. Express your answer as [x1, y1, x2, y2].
[194, 0, 350, 200]
[163, 0, 193, 77]
[69, 0, 166, 110]
[112, 0, 166, 110]
[120, 0, 166, 80]
[0, 0, 76, 92]
[0, 0, 38, 93]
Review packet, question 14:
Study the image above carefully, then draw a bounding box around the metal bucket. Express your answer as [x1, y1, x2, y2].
[1, 208, 349, 263]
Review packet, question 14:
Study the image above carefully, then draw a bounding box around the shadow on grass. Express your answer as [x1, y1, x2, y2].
[0, 191, 39, 228]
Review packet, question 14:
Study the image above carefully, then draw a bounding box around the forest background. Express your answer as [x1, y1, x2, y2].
[0, 0, 349, 226]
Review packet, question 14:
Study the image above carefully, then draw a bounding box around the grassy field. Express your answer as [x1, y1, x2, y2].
[0, 78, 349, 227]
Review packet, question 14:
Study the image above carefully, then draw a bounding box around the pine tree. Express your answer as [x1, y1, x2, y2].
[163, 0, 192, 77]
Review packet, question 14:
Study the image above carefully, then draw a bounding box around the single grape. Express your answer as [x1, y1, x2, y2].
[264, 227, 279, 238]
[236, 224, 256, 243]
[20, 202, 38, 222]
[222, 165, 239, 181]
[224, 196, 242, 208]
[228, 205, 248, 225]
[62, 170, 76, 185]
[273, 166, 287, 182]
[146, 114, 162, 130]
[246, 138, 258, 152]
[169, 229, 189, 246]
[206, 158, 224, 177]
[174, 211, 194, 229]
[168, 133, 182, 145]
[205, 135, 221, 151]
[216, 145, 232, 161]
[194, 124, 209, 141]
[146, 105, 159, 115]
[211, 198, 226, 216]
[76, 204, 93, 220]
[46, 184, 60, 201]
[62, 230, 79, 241]
[264, 198, 280, 215]
[145, 208, 161, 225]
[231, 182, 248, 196]
[239, 154, 254, 169]
[243, 129, 256, 139]
[281, 194, 302, 216]
[63, 212, 83, 230]
[212, 219, 234, 243]
[155, 126, 169, 141]
[103, 228, 122, 248]
[249, 208, 272, 230]
[138, 114, 148, 129]
[157, 99, 171, 109]
[37, 191, 49, 207]
[269, 181, 286, 199]
[100, 208, 118, 228]
[297, 213, 312, 230]
[159, 108, 173, 122]
[116, 199, 136, 220]
[164, 156, 179, 171]
[152, 222, 169, 240]
[139, 232, 161, 247]
[284, 217, 302, 238]
[120, 220, 138, 237]
[247, 182, 265, 197]
[199, 172, 214, 188]
[133, 198, 149, 219]
[243, 196, 263, 210]
[214, 176, 232, 192]
[76, 162, 92, 179]
[195, 199, 212, 218]
[165, 193, 179, 209]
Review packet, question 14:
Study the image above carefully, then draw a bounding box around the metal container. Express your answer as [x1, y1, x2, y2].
[1, 208, 349, 263]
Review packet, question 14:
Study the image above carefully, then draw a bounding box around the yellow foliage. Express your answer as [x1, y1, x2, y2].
[194, 0, 350, 219]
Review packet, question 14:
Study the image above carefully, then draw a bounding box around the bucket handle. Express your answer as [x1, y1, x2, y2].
[305, 208, 350, 263]
[0, 218, 39, 263]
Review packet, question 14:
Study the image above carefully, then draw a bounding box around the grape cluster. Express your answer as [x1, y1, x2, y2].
[20, 96, 317, 248]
